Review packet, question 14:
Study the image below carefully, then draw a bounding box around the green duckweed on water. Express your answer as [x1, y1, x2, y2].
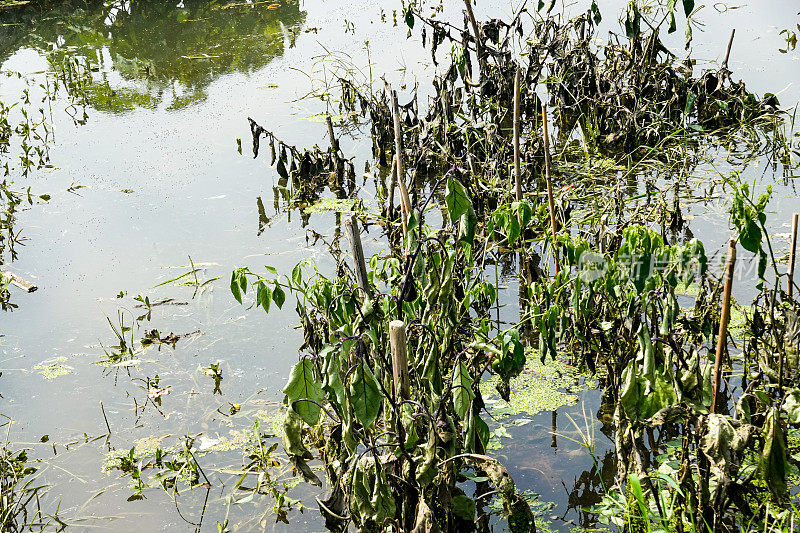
[728, 303, 755, 338]
[103, 434, 173, 470]
[480, 351, 596, 419]
[33, 357, 73, 379]
[674, 280, 701, 297]
[103, 407, 286, 470]
[302, 196, 374, 215]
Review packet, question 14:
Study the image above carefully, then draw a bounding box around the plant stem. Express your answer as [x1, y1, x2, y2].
[789, 212, 798, 299]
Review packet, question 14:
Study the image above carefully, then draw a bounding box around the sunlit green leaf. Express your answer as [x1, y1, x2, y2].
[283, 358, 324, 426]
[272, 284, 286, 308]
[452, 361, 475, 419]
[230, 271, 242, 304]
[349, 362, 382, 429]
[445, 176, 471, 224]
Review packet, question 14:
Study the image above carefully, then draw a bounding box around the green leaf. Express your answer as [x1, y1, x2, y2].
[624, 1, 640, 39]
[459, 205, 477, 246]
[321, 346, 346, 417]
[272, 284, 286, 309]
[349, 363, 382, 429]
[404, 7, 414, 29]
[452, 361, 475, 419]
[783, 389, 800, 424]
[590, 0, 601, 24]
[739, 220, 762, 253]
[283, 358, 324, 426]
[463, 473, 489, 483]
[666, 0, 677, 32]
[445, 176, 472, 224]
[282, 409, 311, 457]
[639, 324, 655, 385]
[230, 271, 242, 304]
[682, 0, 694, 16]
[292, 262, 303, 288]
[452, 495, 476, 521]
[619, 360, 640, 419]
[684, 92, 697, 116]
[258, 282, 272, 313]
[657, 472, 684, 496]
[759, 407, 788, 496]
[475, 414, 490, 450]
[401, 404, 418, 449]
[628, 473, 648, 518]
[506, 211, 520, 246]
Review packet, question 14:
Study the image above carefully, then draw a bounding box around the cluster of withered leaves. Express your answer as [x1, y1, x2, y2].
[242, 2, 793, 532]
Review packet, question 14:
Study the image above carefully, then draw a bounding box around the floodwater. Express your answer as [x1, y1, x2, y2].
[0, 0, 798, 531]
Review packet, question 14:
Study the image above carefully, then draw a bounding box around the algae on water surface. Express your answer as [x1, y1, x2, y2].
[33, 357, 73, 379]
[481, 351, 596, 418]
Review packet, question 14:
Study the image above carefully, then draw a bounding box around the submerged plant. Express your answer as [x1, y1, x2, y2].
[232, 0, 800, 529]
[233, 169, 549, 530]
[1, 415, 64, 531]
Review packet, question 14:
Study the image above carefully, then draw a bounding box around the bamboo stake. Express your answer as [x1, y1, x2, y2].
[1, 270, 37, 293]
[722, 29, 736, 70]
[711, 238, 736, 414]
[389, 320, 410, 400]
[390, 89, 411, 240]
[789, 213, 798, 299]
[345, 215, 372, 299]
[541, 104, 560, 275]
[513, 69, 522, 208]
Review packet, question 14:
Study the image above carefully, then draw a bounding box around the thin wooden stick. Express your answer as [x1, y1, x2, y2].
[345, 215, 372, 299]
[789, 213, 798, 300]
[386, 155, 397, 221]
[100, 401, 112, 436]
[541, 104, 560, 275]
[513, 69, 522, 208]
[1, 270, 37, 293]
[389, 320, 410, 400]
[326, 115, 339, 154]
[711, 238, 736, 414]
[326, 115, 344, 179]
[390, 89, 411, 240]
[462, 0, 484, 75]
[722, 29, 735, 70]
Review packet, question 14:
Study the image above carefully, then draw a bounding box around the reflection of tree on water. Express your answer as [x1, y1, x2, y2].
[1, 0, 306, 112]
[564, 449, 616, 527]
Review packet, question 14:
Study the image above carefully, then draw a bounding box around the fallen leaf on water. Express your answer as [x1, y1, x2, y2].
[148, 386, 171, 399]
